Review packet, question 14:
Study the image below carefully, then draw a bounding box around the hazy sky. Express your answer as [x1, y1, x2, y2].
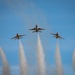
[0, 0, 75, 75]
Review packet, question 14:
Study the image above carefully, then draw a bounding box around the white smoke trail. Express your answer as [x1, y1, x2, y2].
[19, 40, 28, 75]
[0, 48, 11, 75]
[37, 34, 46, 75]
[72, 50, 75, 71]
[55, 41, 64, 75]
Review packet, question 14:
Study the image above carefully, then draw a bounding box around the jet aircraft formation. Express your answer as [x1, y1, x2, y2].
[11, 25, 64, 40]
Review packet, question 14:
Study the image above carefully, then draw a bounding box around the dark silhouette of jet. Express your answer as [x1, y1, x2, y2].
[50, 32, 64, 40]
[29, 25, 45, 33]
[11, 33, 25, 40]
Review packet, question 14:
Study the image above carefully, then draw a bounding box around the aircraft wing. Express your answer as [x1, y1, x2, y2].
[19, 34, 25, 37]
[29, 28, 36, 30]
[38, 28, 45, 30]
[59, 36, 64, 40]
[50, 32, 56, 35]
[11, 36, 16, 39]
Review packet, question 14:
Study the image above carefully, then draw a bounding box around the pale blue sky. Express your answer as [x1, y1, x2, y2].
[0, 0, 75, 75]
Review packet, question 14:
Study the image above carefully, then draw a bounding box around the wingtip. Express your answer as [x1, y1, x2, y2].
[29, 29, 32, 30]
[50, 32, 53, 34]
[61, 38, 65, 40]
[10, 38, 12, 39]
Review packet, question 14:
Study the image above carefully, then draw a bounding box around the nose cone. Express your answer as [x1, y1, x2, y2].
[56, 33, 59, 36]
[17, 33, 18, 36]
[36, 25, 38, 27]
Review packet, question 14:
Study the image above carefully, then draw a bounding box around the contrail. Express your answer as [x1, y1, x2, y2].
[19, 40, 28, 75]
[0, 48, 11, 75]
[37, 34, 46, 75]
[55, 41, 64, 75]
[72, 50, 75, 71]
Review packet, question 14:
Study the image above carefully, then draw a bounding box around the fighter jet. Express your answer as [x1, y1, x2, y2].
[50, 32, 64, 40]
[11, 33, 25, 40]
[29, 25, 45, 33]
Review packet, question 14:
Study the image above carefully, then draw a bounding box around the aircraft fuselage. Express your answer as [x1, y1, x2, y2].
[16, 34, 20, 39]
[35, 25, 39, 32]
